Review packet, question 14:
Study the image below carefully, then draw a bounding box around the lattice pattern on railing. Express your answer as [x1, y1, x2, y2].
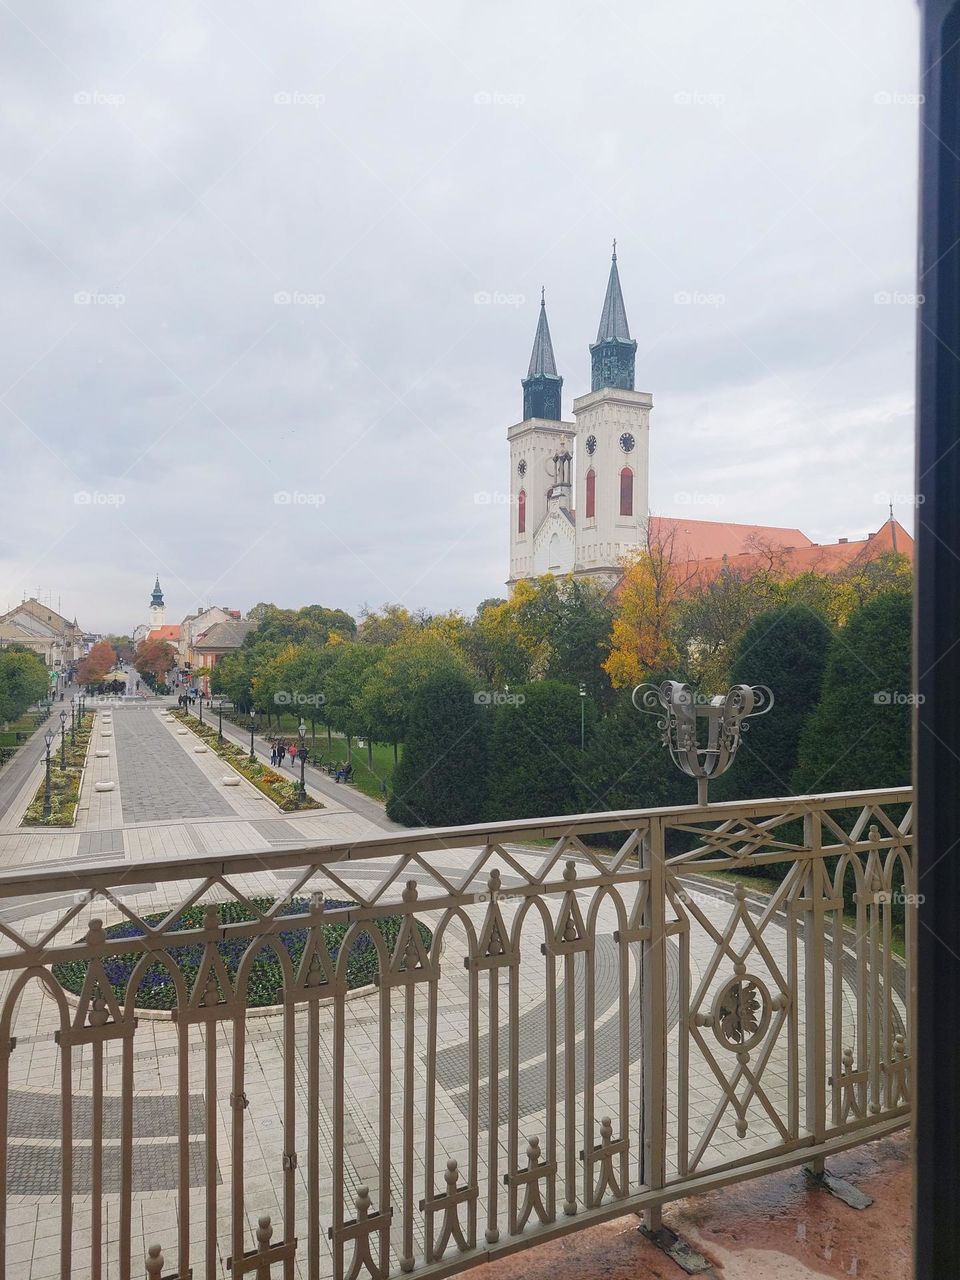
[0, 789, 912, 1279]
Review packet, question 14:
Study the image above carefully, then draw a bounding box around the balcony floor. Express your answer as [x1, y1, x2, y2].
[471, 1132, 911, 1279]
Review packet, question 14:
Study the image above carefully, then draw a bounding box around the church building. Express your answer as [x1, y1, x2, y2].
[508, 247, 914, 589]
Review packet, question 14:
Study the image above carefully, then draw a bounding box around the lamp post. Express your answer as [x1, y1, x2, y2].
[633, 679, 774, 806]
[199, 696, 203, 727]
[297, 719, 308, 802]
[42, 729, 54, 818]
[249, 709, 256, 762]
[217, 699, 224, 742]
[579, 681, 587, 751]
[59, 710, 67, 770]
[70, 698, 76, 746]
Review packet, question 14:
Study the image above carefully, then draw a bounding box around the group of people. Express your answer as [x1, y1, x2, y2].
[176, 691, 199, 709]
[270, 740, 300, 768]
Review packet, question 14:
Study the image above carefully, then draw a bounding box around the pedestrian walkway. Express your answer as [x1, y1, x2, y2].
[190, 705, 402, 832]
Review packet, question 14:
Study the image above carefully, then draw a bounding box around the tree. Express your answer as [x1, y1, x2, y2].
[0, 648, 49, 722]
[386, 668, 488, 826]
[103, 634, 135, 663]
[359, 631, 469, 755]
[604, 522, 699, 689]
[246, 603, 357, 647]
[357, 604, 418, 647]
[134, 637, 176, 688]
[793, 591, 912, 794]
[78, 640, 117, 687]
[711, 605, 835, 802]
[486, 681, 593, 821]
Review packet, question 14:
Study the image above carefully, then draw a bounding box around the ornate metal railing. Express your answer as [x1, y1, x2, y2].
[0, 788, 913, 1279]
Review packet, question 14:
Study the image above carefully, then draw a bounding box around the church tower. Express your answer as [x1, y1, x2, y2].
[508, 293, 576, 585]
[573, 246, 652, 582]
[149, 576, 165, 630]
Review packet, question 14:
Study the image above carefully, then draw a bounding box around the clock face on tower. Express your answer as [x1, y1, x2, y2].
[517, 459, 527, 477]
[619, 432, 636, 453]
[585, 434, 597, 455]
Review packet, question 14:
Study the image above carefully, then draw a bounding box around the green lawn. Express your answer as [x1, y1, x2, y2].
[303, 738, 397, 803]
[216, 707, 399, 803]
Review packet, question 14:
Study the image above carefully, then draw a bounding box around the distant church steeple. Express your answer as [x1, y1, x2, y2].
[522, 288, 563, 420]
[149, 576, 165, 629]
[590, 242, 637, 392]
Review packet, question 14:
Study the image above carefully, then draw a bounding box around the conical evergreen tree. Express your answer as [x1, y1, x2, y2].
[386, 668, 488, 826]
[793, 591, 912, 794]
[712, 605, 835, 802]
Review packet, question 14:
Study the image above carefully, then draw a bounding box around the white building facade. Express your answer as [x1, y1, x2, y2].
[508, 250, 652, 590]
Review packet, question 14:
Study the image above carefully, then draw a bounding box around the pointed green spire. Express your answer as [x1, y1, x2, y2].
[522, 288, 562, 420]
[590, 242, 637, 391]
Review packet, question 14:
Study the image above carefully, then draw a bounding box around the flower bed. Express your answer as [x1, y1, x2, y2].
[52, 897, 431, 1010]
[21, 717, 94, 827]
[172, 710, 321, 812]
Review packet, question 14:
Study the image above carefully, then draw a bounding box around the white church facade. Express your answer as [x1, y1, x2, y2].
[508, 248, 652, 588]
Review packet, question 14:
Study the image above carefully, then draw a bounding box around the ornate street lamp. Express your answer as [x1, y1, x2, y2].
[297, 719, 308, 802]
[633, 679, 774, 805]
[217, 699, 224, 742]
[249, 709, 256, 763]
[70, 698, 76, 745]
[199, 696, 204, 727]
[42, 729, 54, 818]
[579, 681, 587, 751]
[59, 710, 67, 770]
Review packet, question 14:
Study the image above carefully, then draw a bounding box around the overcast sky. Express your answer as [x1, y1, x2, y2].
[0, 0, 921, 634]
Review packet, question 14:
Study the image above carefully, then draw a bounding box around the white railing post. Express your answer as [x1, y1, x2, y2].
[640, 815, 668, 1230]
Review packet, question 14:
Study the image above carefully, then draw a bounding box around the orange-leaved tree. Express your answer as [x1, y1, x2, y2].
[134, 637, 176, 686]
[77, 640, 117, 686]
[603, 522, 699, 689]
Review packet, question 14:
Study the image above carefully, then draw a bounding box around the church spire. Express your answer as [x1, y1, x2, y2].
[151, 576, 164, 608]
[522, 289, 563, 420]
[590, 241, 638, 392]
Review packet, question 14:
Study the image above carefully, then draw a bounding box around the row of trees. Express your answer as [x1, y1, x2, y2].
[0, 648, 49, 724]
[78, 636, 178, 692]
[386, 590, 912, 826]
[210, 548, 913, 829]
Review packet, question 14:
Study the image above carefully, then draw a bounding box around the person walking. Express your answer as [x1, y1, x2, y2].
[288, 741, 297, 768]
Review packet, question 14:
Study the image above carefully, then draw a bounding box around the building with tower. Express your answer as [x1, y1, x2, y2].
[508, 247, 914, 590]
[133, 577, 169, 646]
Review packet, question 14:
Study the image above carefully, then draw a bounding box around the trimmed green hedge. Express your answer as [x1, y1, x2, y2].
[21, 718, 94, 827]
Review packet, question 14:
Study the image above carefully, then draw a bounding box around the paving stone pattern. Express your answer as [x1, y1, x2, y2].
[112, 710, 233, 825]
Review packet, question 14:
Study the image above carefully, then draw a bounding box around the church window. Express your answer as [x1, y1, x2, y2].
[620, 466, 633, 516]
[585, 468, 596, 519]
[518, 488, 526, 534]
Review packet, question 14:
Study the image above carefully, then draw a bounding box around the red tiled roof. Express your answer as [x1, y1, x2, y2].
[649, 515, 813, 561]
[146, 625, 181, 643]
[665, 519, 913, 583]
